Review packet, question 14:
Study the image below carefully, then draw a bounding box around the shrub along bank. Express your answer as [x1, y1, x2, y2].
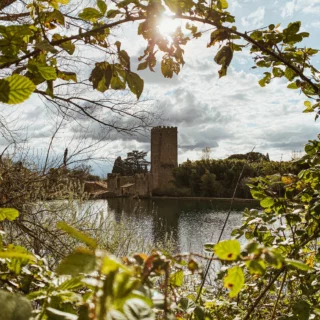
[153, 156, 301, 198]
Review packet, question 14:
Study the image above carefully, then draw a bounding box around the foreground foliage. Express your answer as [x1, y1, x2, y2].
[0, 136, 320, 319]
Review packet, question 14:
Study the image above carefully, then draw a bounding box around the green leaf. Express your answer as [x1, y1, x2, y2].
[246, 260, 266, 275]
[101, 255, 129, 274]
[57, 275, 85, 290]
[258, 72, 271, 87]
[97, 0, 107, 14]
[0, 208, 19, 221]
[264, 251, 283, 269]
[48, 0, 69, 10]
[137, 61, 148, 71]
[27, 290, 48, 301]
[223, 266, 244, 298]
[303, 100, 314, 113]
[250, 30, 263, 41]
[285, 259, 312, 271]
[214, 239, 241, 261]
[287, 82, 299, 89]
[272, 67, 284, 77]
[179, 297, 196, 311]
[163, 0, 194, 14]
[123, 298, 155, 320]
[218, 0, 228, 9]
[188, 259, 199, 273]
[89, 61, 112, 92]
[251, 189, 266, 200]
[3, 245, 36, 274]
[161, 56, 180, 78]
[52, 34, 75, 55]
[170, 270, 184, 287]
[292, 300, 311, 320]
[35, 40, 58, 53]
[304, 100, 312, 108]
[107, 9, 121, 18]
[284, 67, 296, 81]
[111, 74, 126, 89]
[57, 221, 97, 249]
[0, 290, 32, 320]
[57, 70, 77, 82]
[79, 8, 103, 21]
[214, 46, 233, 78]
[208, 29, 229, 47]
[44, 9, 65, 26]
[47, 308, 78, 320]
[36, 65, 57, 80]
[260, 197, 274, 208]
[126, 72, 144, 99]
[0, 251, 35, 262]
[194, 306, 205, 320]
[119, 50, 130, 69]
[0, 75, 35, 104]
[284, 21, 301, 36]
[60, 41, 75, 55]
[56, 248, 96, 276]
[214, 46, 233, 66]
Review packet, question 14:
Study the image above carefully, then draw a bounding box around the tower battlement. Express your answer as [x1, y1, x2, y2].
[151, 126, 177, 130]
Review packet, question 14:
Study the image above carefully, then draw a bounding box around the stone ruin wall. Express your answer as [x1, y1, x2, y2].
[151, 126, 178, 190]
[134, 173, 153, 197]
[107, 173, 152, 197]
[107, 174, 134, 194]
[107, 126, 178, 196]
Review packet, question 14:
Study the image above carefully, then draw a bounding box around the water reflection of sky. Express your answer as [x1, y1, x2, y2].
[89, 198, 259, 254]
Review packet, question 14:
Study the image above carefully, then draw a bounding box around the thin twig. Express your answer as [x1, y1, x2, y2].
[195, 146, 255, 303]
[42, 115, 66, 175]
[243, 267, 285, 320]
[270, 270, 287, 320]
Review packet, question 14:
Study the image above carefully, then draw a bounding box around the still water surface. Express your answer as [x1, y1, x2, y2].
[87, 198, 259, 253]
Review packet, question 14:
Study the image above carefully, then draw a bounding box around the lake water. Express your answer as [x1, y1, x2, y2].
[84, 198, 259, 254]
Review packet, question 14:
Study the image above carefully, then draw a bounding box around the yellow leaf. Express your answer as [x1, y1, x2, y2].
[223, 266, 244, 298]
[214, 239, 241, 261]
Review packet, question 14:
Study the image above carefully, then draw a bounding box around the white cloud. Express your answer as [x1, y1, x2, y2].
[281, 1, 296, 17]
[311, 21, 320, 28]
[281, 0, 320, 17]
[241, 6, 265, 28]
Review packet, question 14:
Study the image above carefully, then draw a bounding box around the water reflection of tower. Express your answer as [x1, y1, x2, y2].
[151, 199, 180, 253]
[107, 198, 123, 223]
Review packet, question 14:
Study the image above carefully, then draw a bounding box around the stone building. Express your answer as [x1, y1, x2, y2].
[107, 126, 178, 197]
[151, 126, 178, 190]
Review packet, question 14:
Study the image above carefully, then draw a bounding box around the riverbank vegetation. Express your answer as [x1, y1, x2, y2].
[155, 154, 301, 198]
[1, 0, 320, 318]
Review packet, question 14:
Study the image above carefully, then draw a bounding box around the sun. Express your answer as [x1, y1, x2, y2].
[158, 15, 181, 40]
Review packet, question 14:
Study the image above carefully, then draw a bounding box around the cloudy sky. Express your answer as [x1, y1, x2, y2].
[0, 0, 319, 176]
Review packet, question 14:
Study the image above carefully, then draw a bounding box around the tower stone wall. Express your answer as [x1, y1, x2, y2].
[151, 126, 178, 190]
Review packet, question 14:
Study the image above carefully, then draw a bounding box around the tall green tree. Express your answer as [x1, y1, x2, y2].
[123, 150, 149, 175]
[112, 156, 125, 175]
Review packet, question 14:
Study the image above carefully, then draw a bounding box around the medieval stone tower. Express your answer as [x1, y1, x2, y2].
[151, 126, 178, 190]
